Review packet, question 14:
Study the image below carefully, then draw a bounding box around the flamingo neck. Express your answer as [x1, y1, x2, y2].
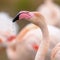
[35, 18, 49, 60]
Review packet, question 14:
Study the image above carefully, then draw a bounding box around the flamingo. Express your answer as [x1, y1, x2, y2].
[0, 12, 19, 60]
[13, 11, 60, 60]
[13, 11, 50, 60]
[51, 43, 60, 60]
[37, 0, 60, 28]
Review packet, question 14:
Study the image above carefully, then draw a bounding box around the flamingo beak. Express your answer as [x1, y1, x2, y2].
[13, 13, 20, 22]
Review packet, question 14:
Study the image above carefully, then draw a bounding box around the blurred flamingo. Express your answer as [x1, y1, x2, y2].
[13, 11, 60, 60]
[0, 12, 19, 60]
[37, 0, 60, 28]
[51, 43, 60, 60]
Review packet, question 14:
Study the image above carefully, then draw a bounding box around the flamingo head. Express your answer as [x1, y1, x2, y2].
[13, 11, 44, 26]
[13, 11, 34, 22]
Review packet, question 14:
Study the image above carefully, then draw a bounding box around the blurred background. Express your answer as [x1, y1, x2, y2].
[0, 0, 60, 60]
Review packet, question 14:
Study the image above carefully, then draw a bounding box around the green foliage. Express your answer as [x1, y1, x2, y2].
[15, 0, 35, 12]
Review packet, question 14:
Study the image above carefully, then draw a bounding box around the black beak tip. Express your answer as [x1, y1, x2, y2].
[12, 14, 20, 22]
[13, 19, 17, 22]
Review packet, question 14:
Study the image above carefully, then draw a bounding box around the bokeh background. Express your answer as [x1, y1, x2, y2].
[0, 0, 60, 60]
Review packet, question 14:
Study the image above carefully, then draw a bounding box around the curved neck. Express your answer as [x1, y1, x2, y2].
[35, 17, 49, 60]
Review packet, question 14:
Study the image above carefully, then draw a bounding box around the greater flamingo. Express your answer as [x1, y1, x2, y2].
[13, 11, 50, 60]
[13, 11, 60, 60]
[37, 0, 60, 28]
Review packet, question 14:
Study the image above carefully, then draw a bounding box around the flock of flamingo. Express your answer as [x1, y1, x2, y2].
[0, 0, 60, 60]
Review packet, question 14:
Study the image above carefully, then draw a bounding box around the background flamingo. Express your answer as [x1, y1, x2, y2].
[37, 0, 60, 28]
[0, 12, 19, 60]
